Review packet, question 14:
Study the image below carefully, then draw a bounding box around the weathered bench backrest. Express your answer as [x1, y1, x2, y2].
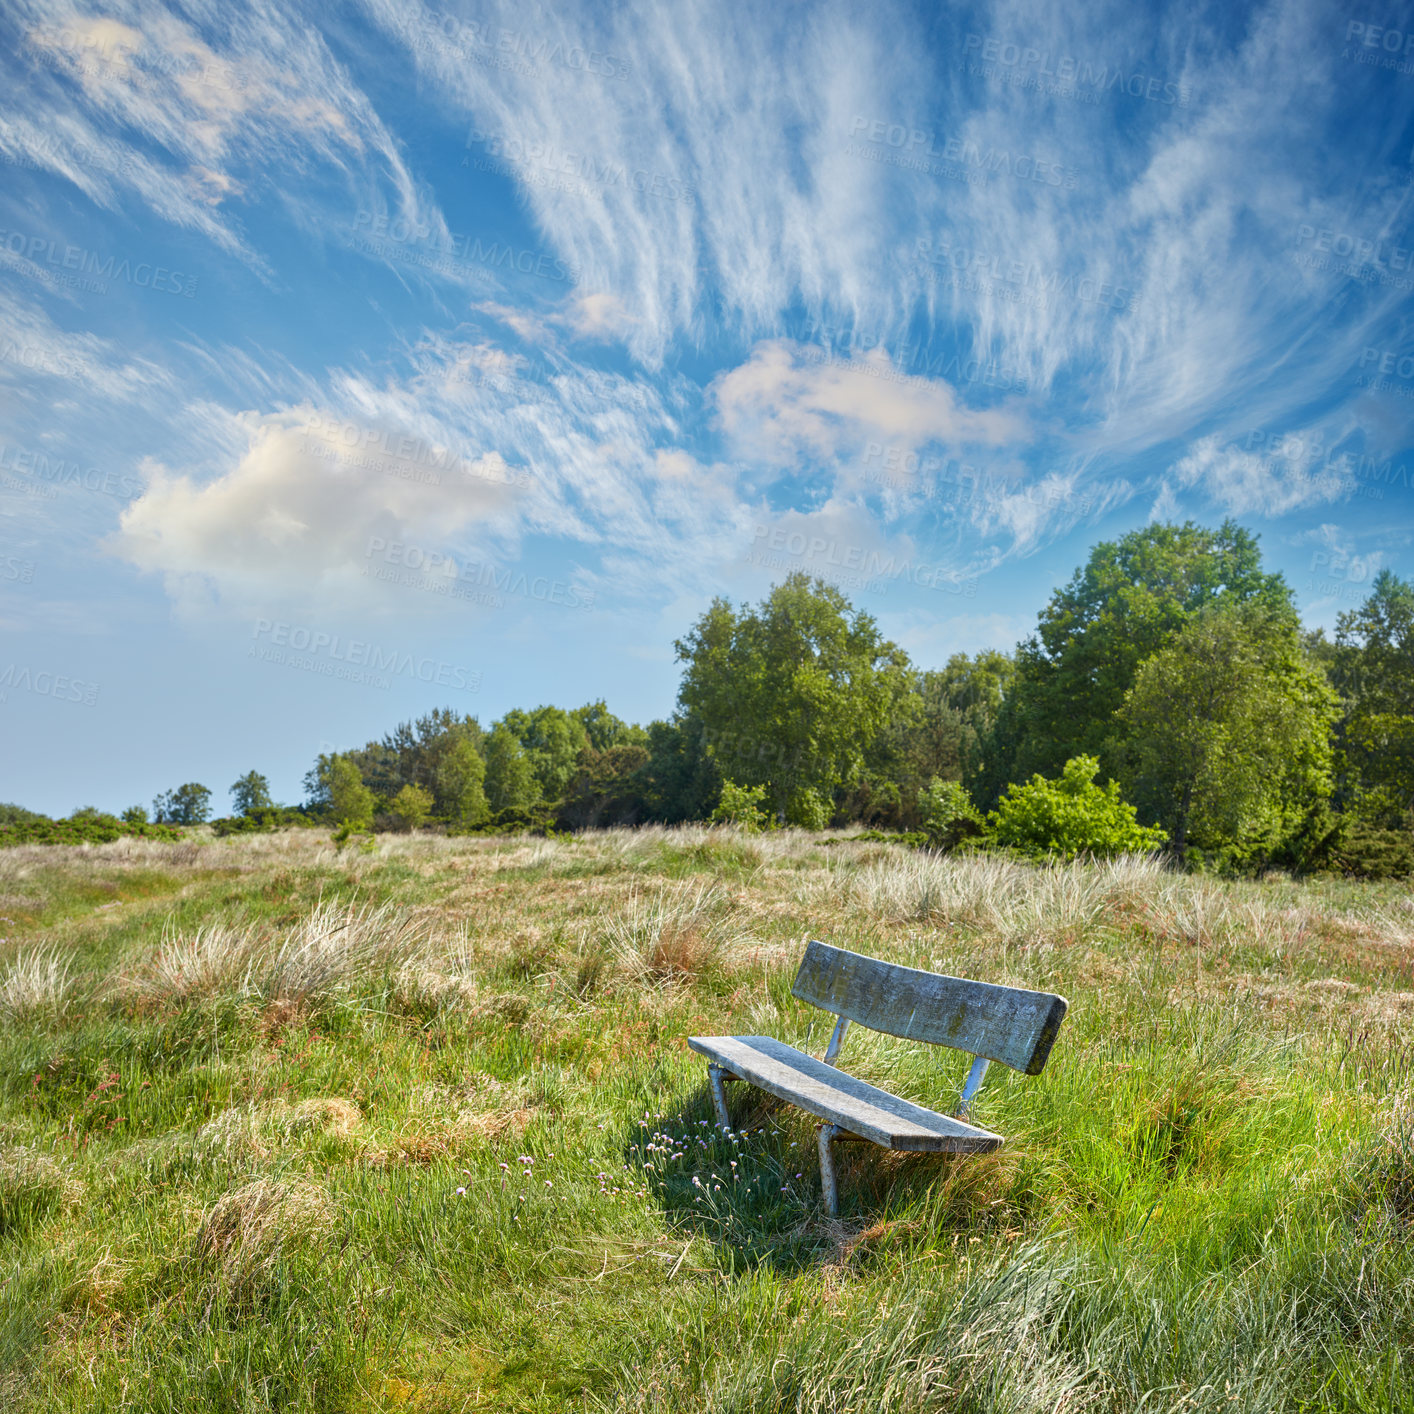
[791, 940, 1067, 1075]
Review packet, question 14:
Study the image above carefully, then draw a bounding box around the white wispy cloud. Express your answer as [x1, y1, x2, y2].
[1, 0, 449, 279]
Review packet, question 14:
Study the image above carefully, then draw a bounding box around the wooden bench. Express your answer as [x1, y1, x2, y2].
[689, 940, 1068, 1214]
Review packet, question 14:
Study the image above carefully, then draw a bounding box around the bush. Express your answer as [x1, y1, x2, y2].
[467, 803, 560, 836]
[919, 778, 985, 851]
[0, 815, 183, 847]
[388, 784, 434, 832]
[1327, 825, 1414, 880]
[785, 787, 831, 830]
[210, 806, 319, 838]
[710, 781, 773, 833]
[989, 756, 1168, 861]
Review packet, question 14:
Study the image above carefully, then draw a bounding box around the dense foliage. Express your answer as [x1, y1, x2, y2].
[988, 756, 1169, 860]
[0, 806, 183, 847]
[10, 525, 1413, 875]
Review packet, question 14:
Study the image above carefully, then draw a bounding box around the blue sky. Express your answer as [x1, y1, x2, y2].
[1, 0, 1412, 816]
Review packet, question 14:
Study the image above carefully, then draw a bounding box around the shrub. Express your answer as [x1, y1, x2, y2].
[210, 806, 319, 838]
[1327, 824, 1414, 880]
[482, 803, 559, 836]
[919, 778, 985, 851]
[989, 756, 1168, 860]
[388, 784, 434, 832]
[0, 816, 183, 847]
[711, 780, 773, 833]
[785, 786, 831, 830]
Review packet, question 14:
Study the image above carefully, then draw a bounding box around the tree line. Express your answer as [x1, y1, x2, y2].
[9, 519, 1410, 874]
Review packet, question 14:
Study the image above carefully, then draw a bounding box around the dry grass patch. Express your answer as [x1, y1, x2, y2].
[0, 946, 73, 1023]
[194, 1177, 336, 1301]
[601, 882, 753, 984]
[0, 1143, 85, 1234]
[113, 920, 260, 1005]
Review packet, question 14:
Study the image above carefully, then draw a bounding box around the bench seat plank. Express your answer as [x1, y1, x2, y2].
[688, 1035, 1003, 1153]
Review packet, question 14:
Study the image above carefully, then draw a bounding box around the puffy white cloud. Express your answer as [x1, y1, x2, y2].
[112, 407, 520, 611]
[711, 339, 1023, 467]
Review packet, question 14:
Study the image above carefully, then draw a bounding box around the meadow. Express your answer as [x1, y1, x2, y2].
[0, 826, 1412, 1412]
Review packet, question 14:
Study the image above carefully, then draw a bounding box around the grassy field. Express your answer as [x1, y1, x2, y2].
[1, 827, 1412, 1412]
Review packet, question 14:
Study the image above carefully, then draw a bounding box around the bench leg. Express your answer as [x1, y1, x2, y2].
[707, 1063, 732, 1130]
[817, 1123, 840, 1215]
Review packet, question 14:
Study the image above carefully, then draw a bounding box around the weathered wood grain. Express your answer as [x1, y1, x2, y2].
[791, 940, 1068, 1075]
[687, 1035, 1004, 1152]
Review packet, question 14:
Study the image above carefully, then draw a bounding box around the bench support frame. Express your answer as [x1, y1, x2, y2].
[958, 1055, 990, 1117]
[707, 1062, 732, 1130]
[818, 1123, 841, 1214]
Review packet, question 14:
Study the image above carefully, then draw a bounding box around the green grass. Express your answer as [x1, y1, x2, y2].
[0, 827, 1412, 1411]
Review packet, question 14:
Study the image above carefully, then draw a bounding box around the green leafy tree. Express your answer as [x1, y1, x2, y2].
[558, 744, 650, 829]
[120, 804, 148, 825]
[428, 729, 490, 828]
[152, 783, 212, 825]
[977, 521, 1295, 807]
[388, 783, 434, 832]
[230, 770, 273, 817]
[676, 573, 914, 821]
[484, 725, 541, 813]
[500, 706, 590, 802]
[327, 756, 374, 832]
[851, 651, 1015, 827]
[346, 709, 485, 802]
[572, 700, 648, 753]
[710, 780, 772, 832]
[1118, 605, 1338, 860]
[636, 716, 722, 823]
[989, 756, 1167, 860]
[1333, 570, 1414, 828]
